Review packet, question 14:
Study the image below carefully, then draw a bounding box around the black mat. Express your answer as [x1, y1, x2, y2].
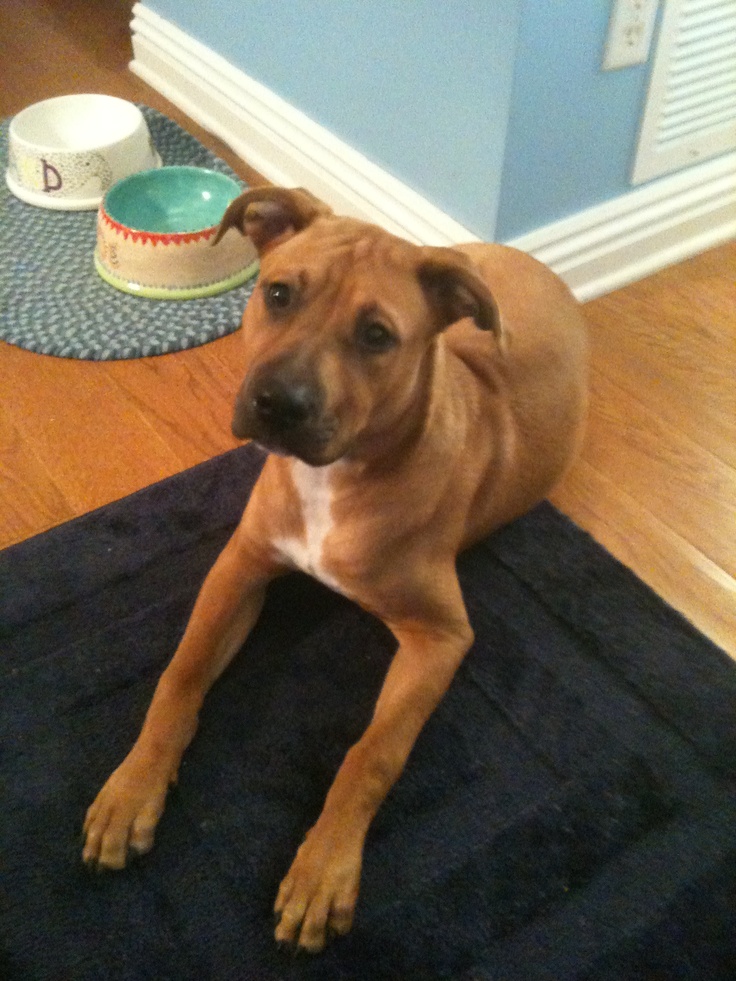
[1, 444, 735, 980]
[0, 106, 256, 360]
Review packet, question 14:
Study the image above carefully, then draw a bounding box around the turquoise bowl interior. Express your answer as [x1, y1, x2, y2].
[103, 166, 241, 233]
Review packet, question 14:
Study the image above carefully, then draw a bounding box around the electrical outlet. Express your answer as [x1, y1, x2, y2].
[602, 0, 659, 70]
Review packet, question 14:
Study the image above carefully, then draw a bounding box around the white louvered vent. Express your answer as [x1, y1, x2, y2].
[632, 0, 736, 183]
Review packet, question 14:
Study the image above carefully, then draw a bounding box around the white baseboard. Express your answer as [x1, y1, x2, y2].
[130, 2, 736, 301]
[509, 154, 736, 301]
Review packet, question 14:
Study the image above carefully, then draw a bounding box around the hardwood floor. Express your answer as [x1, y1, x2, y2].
[0, 0, 263, 539]
[1, 1, 735, 658]
[549, 244, 736, 657]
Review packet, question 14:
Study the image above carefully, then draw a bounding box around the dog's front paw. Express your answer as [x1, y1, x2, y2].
[274, 823, 363, 953]
[82, 753, 173, 871]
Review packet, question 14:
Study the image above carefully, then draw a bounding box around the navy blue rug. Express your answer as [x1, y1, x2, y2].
[1, 443, 735, 980]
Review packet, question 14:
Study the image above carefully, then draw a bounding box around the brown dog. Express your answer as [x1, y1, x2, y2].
[82, 187, 587, 952]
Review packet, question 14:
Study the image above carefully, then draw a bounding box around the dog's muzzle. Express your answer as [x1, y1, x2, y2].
[232, 366, 336, 464]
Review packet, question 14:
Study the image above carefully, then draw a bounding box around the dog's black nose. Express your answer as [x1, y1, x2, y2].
[252, 381, 317, 431]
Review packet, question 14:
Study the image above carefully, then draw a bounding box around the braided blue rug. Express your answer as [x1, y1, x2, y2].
[0, 106, 256, 360]
[1, 444, 735, 979]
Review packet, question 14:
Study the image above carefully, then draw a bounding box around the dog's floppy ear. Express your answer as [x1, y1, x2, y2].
[417, 248, 503, 343]
[213, 186, 332, 254]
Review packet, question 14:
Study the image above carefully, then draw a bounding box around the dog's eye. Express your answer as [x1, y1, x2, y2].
[265, 282, 292, 310]
[356, 321, 397, 353]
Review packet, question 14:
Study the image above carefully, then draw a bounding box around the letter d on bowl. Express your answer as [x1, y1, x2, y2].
[42, 158, 62, 193]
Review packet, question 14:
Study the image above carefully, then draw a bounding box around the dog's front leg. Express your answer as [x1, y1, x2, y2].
[82, 526, 275, 871]
[274, 585, 473, 953]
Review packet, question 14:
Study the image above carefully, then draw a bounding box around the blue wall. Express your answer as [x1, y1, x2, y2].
[147, 0, 522, 238]
[146, 0, 655, 240]
[495, 2, 655, 239]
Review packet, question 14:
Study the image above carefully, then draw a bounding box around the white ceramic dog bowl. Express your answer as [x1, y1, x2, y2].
[6, 94, 161, 210]
[94, 166, 258, 300]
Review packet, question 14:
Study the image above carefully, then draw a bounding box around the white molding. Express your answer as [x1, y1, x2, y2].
[130, 3, 736, 302]
[508, 151, 736, 301]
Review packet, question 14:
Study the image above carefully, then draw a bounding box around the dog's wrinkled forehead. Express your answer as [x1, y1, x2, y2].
[259, 220, 427, 325]
[269, 218, 411, 269]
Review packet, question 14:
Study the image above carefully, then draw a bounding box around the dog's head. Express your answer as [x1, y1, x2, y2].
[215, 187, 502, 466]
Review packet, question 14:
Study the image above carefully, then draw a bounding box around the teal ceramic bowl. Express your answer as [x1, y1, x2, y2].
[104, 166, 239, 233]
[94, 166, 258, 300]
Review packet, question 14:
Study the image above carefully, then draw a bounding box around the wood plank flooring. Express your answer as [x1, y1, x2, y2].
[1, 1, 735, 658]
[549, 245, 736, 657]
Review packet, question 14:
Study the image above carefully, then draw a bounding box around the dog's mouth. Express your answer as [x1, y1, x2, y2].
[252, 429, 341, 467]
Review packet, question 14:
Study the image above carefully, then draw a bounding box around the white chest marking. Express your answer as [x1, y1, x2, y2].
[274, 460, 343, 592]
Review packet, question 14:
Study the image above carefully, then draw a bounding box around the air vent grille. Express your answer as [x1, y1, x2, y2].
[632, 0, 736, 183]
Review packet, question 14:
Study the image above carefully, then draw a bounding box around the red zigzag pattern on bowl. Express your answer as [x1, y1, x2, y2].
[100, 210, 219, 246]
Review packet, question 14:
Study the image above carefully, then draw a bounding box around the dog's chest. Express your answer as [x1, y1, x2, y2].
[273, 461, 343, 593]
